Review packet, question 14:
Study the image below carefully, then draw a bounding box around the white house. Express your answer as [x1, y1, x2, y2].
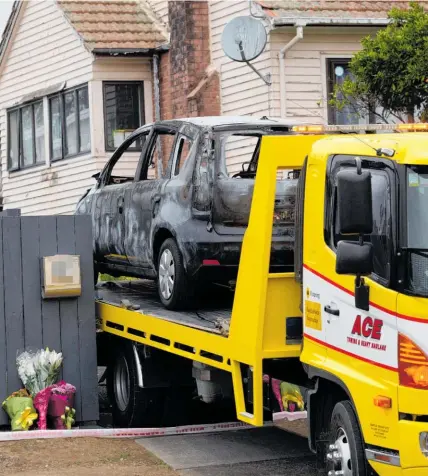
[0, 0, 167, 215]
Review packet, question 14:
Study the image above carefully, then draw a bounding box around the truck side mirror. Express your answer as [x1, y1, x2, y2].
[335, 159, 373, 311]
[336, 241, 373, 276]
[337, 168, 373, 235]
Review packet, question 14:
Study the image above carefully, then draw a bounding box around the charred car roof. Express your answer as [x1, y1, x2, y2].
[136, 116, 305, 134]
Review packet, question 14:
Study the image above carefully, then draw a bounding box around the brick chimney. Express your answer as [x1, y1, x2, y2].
[158, 1, 220, 120]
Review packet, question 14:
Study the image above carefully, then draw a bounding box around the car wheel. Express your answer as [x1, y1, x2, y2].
[107, 344, 165, 428]
[327, 400, 368, 476]
[157, 238, 195, 310]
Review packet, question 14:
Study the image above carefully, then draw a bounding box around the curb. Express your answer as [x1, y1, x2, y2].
[0, 421, 264, 441]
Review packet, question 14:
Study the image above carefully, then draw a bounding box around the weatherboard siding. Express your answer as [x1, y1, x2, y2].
[269, 27, 379, 123]
[0, 0, 93, 215]
[209, 0, 274, 174]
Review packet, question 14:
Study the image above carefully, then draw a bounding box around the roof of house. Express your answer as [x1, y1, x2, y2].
[257, 1, 428, 25]
[58, 0, 168, 52]
[0, 0, 168, 67]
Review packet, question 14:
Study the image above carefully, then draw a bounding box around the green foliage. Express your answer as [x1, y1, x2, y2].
[330, 2, 428, 122]
[99, 273, 135, 282]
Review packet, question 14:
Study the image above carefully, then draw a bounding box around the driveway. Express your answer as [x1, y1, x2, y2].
[137, 426, 318, 476]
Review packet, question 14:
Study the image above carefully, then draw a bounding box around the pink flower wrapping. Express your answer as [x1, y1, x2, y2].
[48, 381, 76, 429]
[33, 385, 55, 430]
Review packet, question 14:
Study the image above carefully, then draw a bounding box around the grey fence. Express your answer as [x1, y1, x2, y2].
[0, 213, 98, 425]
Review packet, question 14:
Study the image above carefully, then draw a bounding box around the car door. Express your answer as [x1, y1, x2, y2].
[123, 124, 179, 269]
[93, 130, 149, 266]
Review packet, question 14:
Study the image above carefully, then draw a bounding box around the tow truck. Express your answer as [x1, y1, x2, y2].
[96, 122, 428, 476]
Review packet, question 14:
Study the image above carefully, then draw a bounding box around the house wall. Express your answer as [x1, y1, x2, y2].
[91, 57, 153, 178]
[0, 1, 155, 216]
[269, 27, 378, 123]
[0, 0, 93, 215]
[208, 4, 380, 172]
[209, 1, 273, 118]
[208, 0, 274, 174]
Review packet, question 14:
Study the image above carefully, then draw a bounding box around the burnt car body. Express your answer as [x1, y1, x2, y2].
[75, 116, 302, 309]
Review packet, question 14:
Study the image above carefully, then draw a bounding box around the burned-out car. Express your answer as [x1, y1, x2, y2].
[75, 116, 301, 309]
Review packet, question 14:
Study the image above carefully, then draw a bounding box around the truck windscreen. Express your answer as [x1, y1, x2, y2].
[405, 165, 428, 296]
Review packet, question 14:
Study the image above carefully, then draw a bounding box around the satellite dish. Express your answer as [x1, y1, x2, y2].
[222, 16, 267, 63]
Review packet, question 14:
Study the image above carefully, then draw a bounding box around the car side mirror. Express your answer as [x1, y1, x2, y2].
[335, 159, 373, 311]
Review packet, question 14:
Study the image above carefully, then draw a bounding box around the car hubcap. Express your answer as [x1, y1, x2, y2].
[114, 356, 130, 412]
[326, 427, 352, 476]
[159, 249, 175, 300]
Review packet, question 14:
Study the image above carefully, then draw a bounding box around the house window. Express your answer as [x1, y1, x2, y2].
[7, 100, 45, 171]
[103, 82, 145, 151]
[49, 84, 91, 161]
[327, 59, 361, 125]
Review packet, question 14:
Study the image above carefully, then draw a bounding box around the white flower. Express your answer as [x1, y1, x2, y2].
[48, 350, 63, 368]
[16, 348, 63, 395]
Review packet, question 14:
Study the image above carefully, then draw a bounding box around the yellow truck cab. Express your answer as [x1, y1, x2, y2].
[96, 123, 428, 476]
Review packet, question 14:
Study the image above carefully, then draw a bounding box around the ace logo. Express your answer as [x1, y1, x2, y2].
[351, 315, 383, 341]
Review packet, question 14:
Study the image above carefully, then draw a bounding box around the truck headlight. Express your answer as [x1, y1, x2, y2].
[420, 432, 428, 457]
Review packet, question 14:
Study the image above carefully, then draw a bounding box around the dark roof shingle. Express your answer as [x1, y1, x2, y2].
[58, 0, 168, 51]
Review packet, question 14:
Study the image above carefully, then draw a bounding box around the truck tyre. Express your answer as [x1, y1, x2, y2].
[327, 400, 367, 476]
[107, 345, 165, 427]
[157, 238, 195, 310]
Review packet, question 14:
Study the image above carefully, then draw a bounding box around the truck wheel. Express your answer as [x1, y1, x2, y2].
[107, 345, 165, 427]
[157, 238, 195, 310]
[327, 401, 367, 476]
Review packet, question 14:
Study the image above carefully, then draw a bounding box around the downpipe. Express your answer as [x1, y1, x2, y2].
[279, 25, 304, 119]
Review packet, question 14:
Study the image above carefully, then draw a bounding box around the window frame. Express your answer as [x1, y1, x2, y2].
[326, 58, 375, 126]
[103, 81, 145, 153]
[7, 100, 45, 172]
[324, 154, 398, 287]
[48, 83, 91, 163]
[100, 129, 151, 187]
[171, 134, 194, 177]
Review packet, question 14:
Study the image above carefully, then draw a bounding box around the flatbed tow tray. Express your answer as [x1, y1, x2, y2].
[95, 135, 317, 427]
[96, 280, 232, 335]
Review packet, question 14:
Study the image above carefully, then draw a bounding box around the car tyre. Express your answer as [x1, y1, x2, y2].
[327, 400, 368, 476]
[157, 238, 195, 310]
[107, 344, 165, 428]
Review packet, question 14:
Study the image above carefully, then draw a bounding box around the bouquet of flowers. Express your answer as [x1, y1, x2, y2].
[2, 389, 38, 431]
[17, 348, 63, 429]
[48, 382, 76, 430]
[17, 348, 63, 396]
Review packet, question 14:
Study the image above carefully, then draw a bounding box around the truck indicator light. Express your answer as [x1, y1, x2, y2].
[373, 395, 392, 409]
[398, 334, 428, 389]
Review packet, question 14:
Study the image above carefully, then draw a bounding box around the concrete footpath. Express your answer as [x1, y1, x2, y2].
[137, 427, 318, 476]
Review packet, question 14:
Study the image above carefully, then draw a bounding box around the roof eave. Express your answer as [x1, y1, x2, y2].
[92, 43, 170, 57]
[272, 17, 391, 27]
